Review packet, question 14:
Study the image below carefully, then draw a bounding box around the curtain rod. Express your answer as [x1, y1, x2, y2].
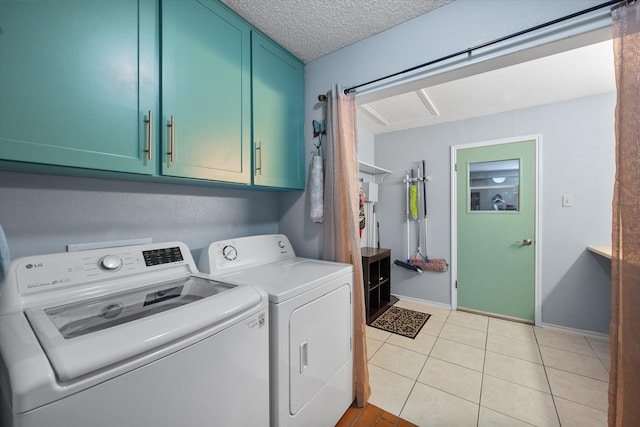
[339, 0, 623, 96]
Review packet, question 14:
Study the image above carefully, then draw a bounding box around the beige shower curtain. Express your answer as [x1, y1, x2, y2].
[322, 85, 370, 407]
[609, 3, 640, 426]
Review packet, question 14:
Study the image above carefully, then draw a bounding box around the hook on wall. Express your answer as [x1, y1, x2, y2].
[312, 120, 326, 138]
[312, 120, 325, 155]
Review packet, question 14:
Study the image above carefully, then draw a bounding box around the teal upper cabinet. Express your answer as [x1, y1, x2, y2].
[1, 0, 303, 189]
[0, 0, 157, 174]
[161, 0, 251, 184]
[252, 32, 305, 190]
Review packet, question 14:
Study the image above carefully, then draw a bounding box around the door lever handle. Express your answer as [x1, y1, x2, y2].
[521, 239, 533, 246]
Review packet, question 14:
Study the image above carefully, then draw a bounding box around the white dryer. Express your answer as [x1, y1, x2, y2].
[200, 234, 354, 427]
[0, 242, 269, 427]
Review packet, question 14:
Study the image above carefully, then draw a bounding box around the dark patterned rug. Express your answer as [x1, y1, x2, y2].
[370, 306, 430, 339]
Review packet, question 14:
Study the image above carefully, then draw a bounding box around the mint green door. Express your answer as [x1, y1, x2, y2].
[0, 0, 156, 174]
[456, 140, 536, 321]
[252, 32, 305, 190]
[161, 0, 251, 183]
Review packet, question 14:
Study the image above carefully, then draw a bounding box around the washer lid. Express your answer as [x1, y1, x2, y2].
[219, 258, 352, 303]
[25, 275, 264, 381]
[42, 276, 232, 339]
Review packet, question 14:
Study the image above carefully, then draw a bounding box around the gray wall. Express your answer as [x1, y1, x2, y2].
[358, 125, 375, 164]
[0, 171, 279, 263]
[278, 121, 377, 256]
[286, 0, 605, 260]
[281, 0, 612, 334]
[375, 92, 614, 334]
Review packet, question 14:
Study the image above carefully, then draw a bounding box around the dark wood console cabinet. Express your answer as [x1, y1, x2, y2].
[361, 247, 397, 324]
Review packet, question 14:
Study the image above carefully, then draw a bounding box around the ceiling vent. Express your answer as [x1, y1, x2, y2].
[360, 89, 439, 127]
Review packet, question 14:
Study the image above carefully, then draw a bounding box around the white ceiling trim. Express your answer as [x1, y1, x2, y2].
[360, 89, 441, 129]
[360, 104, 391, 126]
[416, 89, 440, 117]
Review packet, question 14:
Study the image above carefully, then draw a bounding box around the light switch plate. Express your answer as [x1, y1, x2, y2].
[562, 194, 573, 207]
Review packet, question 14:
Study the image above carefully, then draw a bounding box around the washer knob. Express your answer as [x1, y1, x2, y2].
[100, 255, 123, 271]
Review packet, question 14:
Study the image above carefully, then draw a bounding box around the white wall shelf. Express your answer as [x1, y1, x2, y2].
[358, 161, 391, 183]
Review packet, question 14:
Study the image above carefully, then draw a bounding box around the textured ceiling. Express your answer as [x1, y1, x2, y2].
[220, 0, 455, 63]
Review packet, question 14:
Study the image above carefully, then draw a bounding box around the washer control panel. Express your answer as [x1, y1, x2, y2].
[142, 246, 184, 266]
[15, 243, 189, 295]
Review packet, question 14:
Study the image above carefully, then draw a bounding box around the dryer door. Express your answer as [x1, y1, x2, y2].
[289, 283, 351, 415]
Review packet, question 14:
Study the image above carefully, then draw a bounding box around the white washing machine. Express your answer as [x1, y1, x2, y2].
[200, 234, 354, 427]
[0, 241, 269, 427]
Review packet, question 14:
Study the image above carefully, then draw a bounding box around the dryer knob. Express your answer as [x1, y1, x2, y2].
[100, 255, 123, 271]
[222, 245, 238, 261]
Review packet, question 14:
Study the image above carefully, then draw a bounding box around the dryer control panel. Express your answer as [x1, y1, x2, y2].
[201, 234, 295, 275]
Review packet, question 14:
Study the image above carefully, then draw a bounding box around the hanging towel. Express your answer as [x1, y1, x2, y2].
[310, 153, 324, 223]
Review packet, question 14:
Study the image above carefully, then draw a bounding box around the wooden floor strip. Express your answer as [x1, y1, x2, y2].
[336, 402, 417, 427]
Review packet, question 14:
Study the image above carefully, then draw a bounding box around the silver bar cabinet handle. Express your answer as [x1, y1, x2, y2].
[255, 141, 262, 175]
[144, 110, 153, 160]
[167, 115, 176, 163]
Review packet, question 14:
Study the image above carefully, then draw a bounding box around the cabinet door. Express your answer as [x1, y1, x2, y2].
[0, 0, 156, 174]
[161, 0, 251, 183]
[252, 32, 305, 190]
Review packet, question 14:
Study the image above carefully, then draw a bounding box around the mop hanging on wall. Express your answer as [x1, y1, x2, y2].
[409, 160, 448, 272]
[394, 161, 448, 273]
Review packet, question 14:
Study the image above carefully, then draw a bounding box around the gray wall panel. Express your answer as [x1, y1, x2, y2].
[0, 172, 279, 264]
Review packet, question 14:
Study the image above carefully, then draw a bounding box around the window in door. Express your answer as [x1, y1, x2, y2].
[468, 159, 520, 212]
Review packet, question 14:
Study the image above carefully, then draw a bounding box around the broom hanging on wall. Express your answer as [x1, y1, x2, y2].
[409, 160, 448, 272]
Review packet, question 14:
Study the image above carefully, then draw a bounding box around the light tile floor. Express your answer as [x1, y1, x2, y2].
[366, 299, 610, 427]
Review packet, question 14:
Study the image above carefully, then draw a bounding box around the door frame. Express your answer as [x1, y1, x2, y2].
[450, 135, 542, 325]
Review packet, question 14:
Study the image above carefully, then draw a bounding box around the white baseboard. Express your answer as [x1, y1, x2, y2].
[393, 294, 452, 310]
[539, 322, 610, 341]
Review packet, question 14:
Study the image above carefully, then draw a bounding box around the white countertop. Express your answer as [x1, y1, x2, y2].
[588, 246, 612, 259]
